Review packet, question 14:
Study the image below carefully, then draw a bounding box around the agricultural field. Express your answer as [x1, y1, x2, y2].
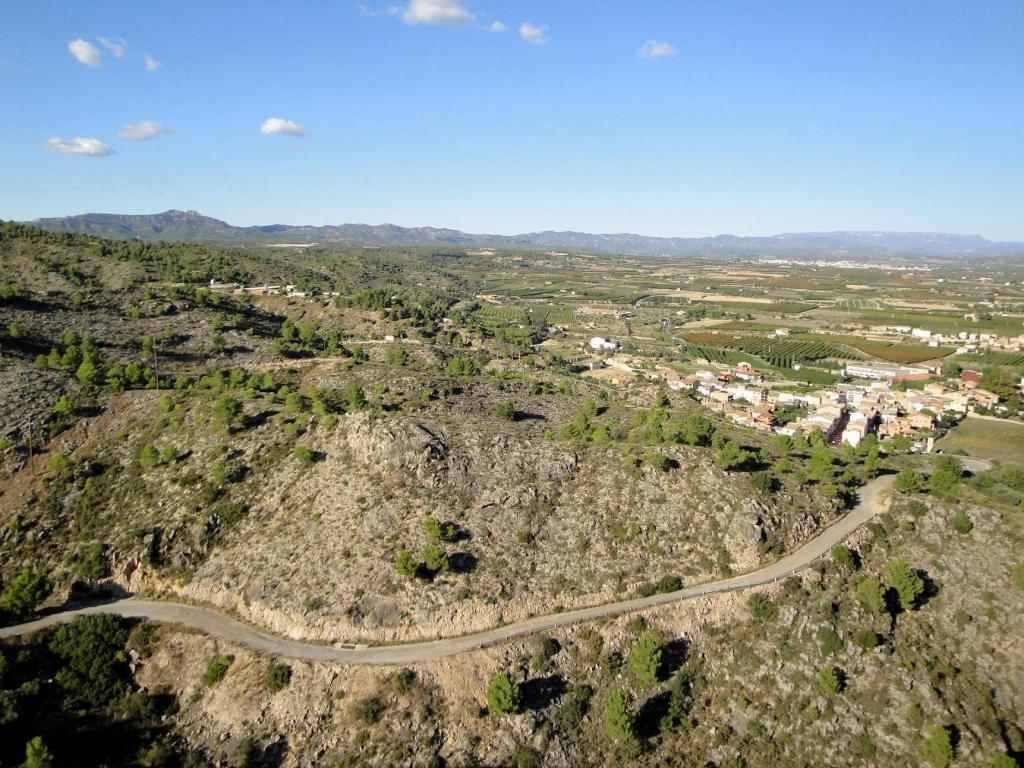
[936, 416, 1024, 464]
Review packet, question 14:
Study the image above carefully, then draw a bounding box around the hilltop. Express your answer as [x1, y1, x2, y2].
[25, 209, 1024, 259]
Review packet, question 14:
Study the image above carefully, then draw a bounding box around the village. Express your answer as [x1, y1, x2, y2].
[584, 336, 1006, 451]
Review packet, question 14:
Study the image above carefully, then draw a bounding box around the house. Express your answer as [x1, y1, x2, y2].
[960, 370, 982, 388]
[775, 328, 791, 337]
[736, 362, 754, 376]
[590, 337, 618, 351]
[971, 389, 1000, 407]
[878, 418, 917, 438]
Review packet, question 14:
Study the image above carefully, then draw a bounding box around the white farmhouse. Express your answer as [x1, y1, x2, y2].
[590, 337, 619, 351]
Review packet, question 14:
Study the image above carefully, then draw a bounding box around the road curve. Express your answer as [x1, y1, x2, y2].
[0, 472, 903, 665]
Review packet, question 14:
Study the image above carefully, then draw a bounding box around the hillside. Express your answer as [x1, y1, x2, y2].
[1, 224, 1022, 767]
[25, 210, 1024, 259]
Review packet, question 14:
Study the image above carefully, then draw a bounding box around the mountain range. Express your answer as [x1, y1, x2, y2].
[23, 209, 1024, 259]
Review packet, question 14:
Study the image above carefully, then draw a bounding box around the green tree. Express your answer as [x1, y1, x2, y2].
[21, 737, 54, 768]
[885, 560, 925, 611]
[212, 394, 244, 430]
[386, 345, 408, 366]
[48, 614, 129, 706]
[139, 443, 160, 468]
[603, 689, 635, 743]
[919, 724, 954, 768]
[627, 632, 662, 688]
[53, 395, 74, 417]
[494, 401, 517, 421]
[855, 577, 887, 614]
[342, 383, 368, 411]
[715, 440, 754, 471]
[1, 568, 52, 618]
[893, 467, 925, 493]
[75, 358, 102, 386]
[681, 412, 715, 446]
[809, 447, 835, 482]
[928, 457, 963, 497]
[486, 671, 520, 716]
[395, 549, 418, 578]
[422, 544, 449, 575]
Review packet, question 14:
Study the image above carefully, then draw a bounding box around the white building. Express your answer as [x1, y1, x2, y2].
[590, 337, 619, 351]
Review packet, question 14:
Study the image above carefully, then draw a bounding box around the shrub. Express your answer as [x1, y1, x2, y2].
[655, 574, 682, 593]
[715, 440, 754, 471]
[1, 568, 52, 618]
[494, 401, 517, 421]
[76, 543, 110, 581]
[894, 467, 925, 493]
[1014, 563, 1024, 590]
[643, 452, 670, 471]
[293, 445, 314, 463]
[950, 513, 973, 534]
[928, 457, 963, 497]
[390, 668, 416, 695]
[395, 549, 418, 578]
[21, 737, 54, 768]
[748, 593, 777, 621]
[265, 662, 292, 693]
[202, 654, 234, 687]
[159, 445, 177, 463]
[985, 755, 1019, 768]
[603, 689, 634, 742]
[49, 614, 129, 706]
[885, 559, 924, 611]
[816, 666, 842, 695]
[855, 577, 887, 614]
[919, 724, 953, 768]
[818, 627, 843, 656]
[48, 452, 71, 474]
[832, 545, 856, 570]
[139, 443, 160, 468]
[627, 632, 662, 688]
[422, 544, 449, 575]
[854, 629, 880, 650]
[554, 685, 593, 731]
[351, 696, 384, 724]
[486, 671, 520, 716]
[423, 516, 457, 543]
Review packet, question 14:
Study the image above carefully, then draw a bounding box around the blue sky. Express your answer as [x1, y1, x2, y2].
[2, 0, 1023, 239]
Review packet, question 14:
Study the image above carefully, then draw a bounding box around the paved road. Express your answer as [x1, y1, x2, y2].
[0, 472, 905, 665]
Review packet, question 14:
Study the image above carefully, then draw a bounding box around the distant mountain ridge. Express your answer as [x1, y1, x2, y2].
[23, 209, 1024, 259]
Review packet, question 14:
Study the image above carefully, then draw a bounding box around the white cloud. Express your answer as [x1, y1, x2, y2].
[42, 137, 114, 156]
[519, 22, 546, 43]
[402, 0, 474, 25]
[488, 21, 507, 32]
[260, 117, 307, 137]
[144, 54, 161, 72]
[118, 121, 173, 140]
[68, 39, 102, 68]
[638, 40, 677, 59]
[97, 36, 126, 58]
[357, 3, 400, 16]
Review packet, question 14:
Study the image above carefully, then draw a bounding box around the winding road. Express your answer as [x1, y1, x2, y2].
[0, 456, 992, 664]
